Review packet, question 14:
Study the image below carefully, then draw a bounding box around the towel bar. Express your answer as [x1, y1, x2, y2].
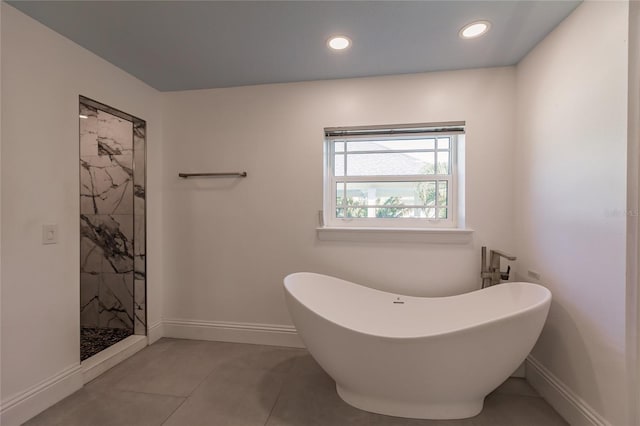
[178, 172, 247, 178]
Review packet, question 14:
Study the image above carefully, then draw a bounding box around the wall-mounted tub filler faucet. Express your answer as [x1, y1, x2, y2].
[481, 247, 517, 288]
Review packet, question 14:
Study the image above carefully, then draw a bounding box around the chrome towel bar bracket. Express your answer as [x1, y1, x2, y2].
[178, 172, 247, 178]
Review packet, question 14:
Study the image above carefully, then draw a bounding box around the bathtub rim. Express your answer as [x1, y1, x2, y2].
[284, 271, 552, 341]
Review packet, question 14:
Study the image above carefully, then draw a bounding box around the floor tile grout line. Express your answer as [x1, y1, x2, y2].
[86, 358, 220, 399]
[87, 386, 190, 399]
[180, 355, 234, 398]
[263, 362, 296, 426]
[160, 348, 298, 426]
[160, 396, 189, 426]
[263, 380, 285, 426]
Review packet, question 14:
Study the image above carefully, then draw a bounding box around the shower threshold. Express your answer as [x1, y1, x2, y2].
[81, 334, 147, 384]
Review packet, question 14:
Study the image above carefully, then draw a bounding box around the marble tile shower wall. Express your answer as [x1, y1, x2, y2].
[80, 102, 146, 335]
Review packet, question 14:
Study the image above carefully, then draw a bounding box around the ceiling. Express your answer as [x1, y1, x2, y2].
[8, 1, 581, 92]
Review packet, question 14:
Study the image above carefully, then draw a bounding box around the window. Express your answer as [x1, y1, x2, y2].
[324, 122, 464, 229]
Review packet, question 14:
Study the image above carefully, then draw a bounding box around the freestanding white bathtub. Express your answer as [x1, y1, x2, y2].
[283, 272, 551, 420]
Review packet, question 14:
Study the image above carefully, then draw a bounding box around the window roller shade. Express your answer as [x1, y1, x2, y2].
[325, 122, 465, 140]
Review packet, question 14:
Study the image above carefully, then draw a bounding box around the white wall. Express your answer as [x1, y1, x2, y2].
[3, 2, 634, 425]
[0, 4, 163, 424]
[161, 68, 516, 326]
[515, 2, 629, 425]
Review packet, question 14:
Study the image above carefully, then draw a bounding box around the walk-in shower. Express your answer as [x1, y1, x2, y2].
[79, 96, 146, 361]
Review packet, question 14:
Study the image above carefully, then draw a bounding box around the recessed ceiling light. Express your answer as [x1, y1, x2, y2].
[79, 114, 88, 119]
[327, 36, 351, 51]
[459, 20, 491, 39]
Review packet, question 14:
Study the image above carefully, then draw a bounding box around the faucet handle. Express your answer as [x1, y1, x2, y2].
[500, 265, 511, 281]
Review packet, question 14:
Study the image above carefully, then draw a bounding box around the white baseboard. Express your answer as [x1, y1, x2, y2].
[162, 319, 305, 348]
[0, 364, 83, 426]
[526, 355, 610, 426]
[82, 335, 147, 384]
[148, 320, 164, 344]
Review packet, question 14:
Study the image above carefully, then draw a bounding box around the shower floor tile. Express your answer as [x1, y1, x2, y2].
[80, 327, 133, 361]
[29, 339, 568, 426]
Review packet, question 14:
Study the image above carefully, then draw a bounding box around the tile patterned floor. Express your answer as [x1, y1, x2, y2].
[24, 338, 568, 426]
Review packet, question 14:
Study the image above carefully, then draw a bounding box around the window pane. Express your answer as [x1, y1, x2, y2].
[336, 182, 367, 218]
[437, 151, 450, 174]
[335, 142, 345, 153]
[334, 182, 449, 220]
[344, 181, 433, 207]
[347, 138, 435, 152]
[437, 138, 450, 150]
[346, 152, 435, 176]
[345, 207, 367, 218]
[374, 207, 412, 218]
[347, 140, 386, 152]
[336, 183, 345, 206]
[437, 181, 448, 206]
[336, 206, 368, 218]
[419, 181, 436, 206]
[334, 153, 344, 176]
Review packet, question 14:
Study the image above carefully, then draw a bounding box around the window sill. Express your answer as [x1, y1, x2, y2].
[316, 227, 474, 244]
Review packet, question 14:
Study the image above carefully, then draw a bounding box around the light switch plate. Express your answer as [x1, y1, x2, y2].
[42, 225, 58, 245]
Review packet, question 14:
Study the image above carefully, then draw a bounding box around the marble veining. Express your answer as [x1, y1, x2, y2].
[81, 214, 134, 273]
[134, 256, 145, 280]
[80, 104, 98, 157]
[134, 185, 145, 213]
[80, 155, 133, 215]
[134, 279, 146, 334]
[80, 273, 100, 327]
[99, 272, 134, 328]
[80, 98, 146, 345]
[97, 110, 133, 156]
[132, 121, 146, 334]
[134, 215, 145, 257]
[80, 272, 134, 329]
